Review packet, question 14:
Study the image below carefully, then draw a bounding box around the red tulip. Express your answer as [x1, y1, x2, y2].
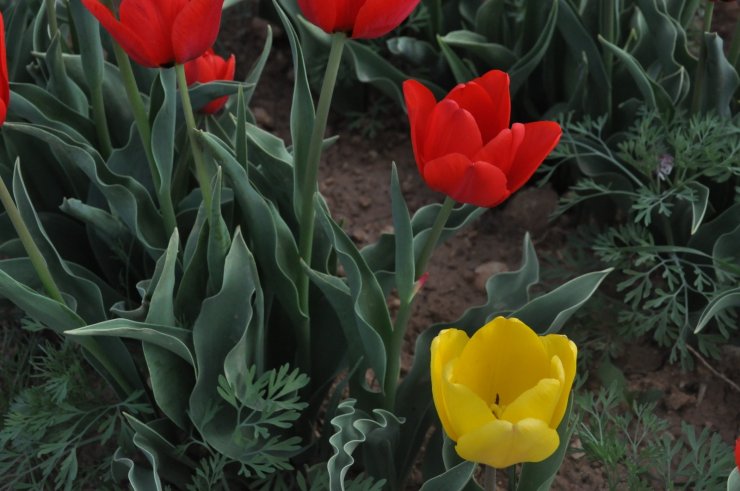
[403, 70, 562, 208]
[297, 0, 421, 39]
[0, 11, 7, 126]
[81, 0, 224, 68]
[184, 49, 236, 114]
[735, 438, 740, 469]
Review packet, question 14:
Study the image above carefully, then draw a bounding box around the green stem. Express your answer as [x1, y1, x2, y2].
[0, 173, 134, 395]
[296, 32, 346, 373]
[45, 0, 59, 40]
[414, 196, 456, 277]
[90, 84, 113, 158]
[600, 0, 615, 127]
[691, 2, 714, 114]
[484, 466, 497, 491]
[0, 174, 63, 303]
[175, 63, 212, 211]
[383, 196, 455, 410]
[111, 44, 177, 235]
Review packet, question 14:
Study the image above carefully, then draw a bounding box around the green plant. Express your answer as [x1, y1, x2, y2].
[548, 108, 740, 365]
[576, 383, 735, 490]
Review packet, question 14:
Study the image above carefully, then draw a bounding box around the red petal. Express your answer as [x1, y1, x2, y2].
[297, 0, 340, 33]
[221, 54, 236, 81]
[473, 123, 524, 176]
[83, 0, 160, 66]
[471, 70, 510, 136]
[735, 438, 740, 469]
[0, 11, 8, 122]
[403, 79, 437, 174]
[446, 80, 502, 142]
[334, 0, 366, 32]
[352, 0, 420, 39]
[506, 121, 562, 193]
[422, 99, 482, 162]
[423, 153, 510, 207]
[172, 0, 224, 64]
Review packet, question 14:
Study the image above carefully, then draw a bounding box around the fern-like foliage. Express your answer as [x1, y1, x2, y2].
[549, 109, 740, 365]
[0, 339, 151, 490]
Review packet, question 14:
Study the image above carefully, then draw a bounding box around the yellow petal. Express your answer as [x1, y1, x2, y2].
[500, 377, 561, 425]
[440, 360, 495, 440]
[541, 335, 577, 427]
[431, 329, 470, 440]
[455, 417, 560, 469]
[453, 317, 549, 406]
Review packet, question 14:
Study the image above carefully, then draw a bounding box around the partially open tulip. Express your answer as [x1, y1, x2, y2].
[404, 70, 562, 207]
[297, 0, 421, 39]
[81, 0, 224, 67]
[735, 438, 740, 469]
[430, 317, 577, 469]
[0, 11, 7, 126]
[184, 49, 236, 114]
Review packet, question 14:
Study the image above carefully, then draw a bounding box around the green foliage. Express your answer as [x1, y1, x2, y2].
[0, 339, 150, 490]
[550, 108, 740, 365]
[576, 384, 735, 490]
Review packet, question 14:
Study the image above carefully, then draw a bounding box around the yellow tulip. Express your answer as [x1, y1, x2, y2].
[430, 317, 577, 469]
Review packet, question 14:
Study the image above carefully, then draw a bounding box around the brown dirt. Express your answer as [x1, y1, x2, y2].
[218, 4, 740, 489]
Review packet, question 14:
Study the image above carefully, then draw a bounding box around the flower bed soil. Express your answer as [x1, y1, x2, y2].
[220, 5, 740, 489]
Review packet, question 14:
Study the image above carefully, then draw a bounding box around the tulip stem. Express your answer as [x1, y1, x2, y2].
[0, 166, 134, 396]
[90, 83, 113, 158]
[111, 43, 178, 235]
[415, 196, 456, 277]
[175, 63, 213, 211]
[296, 32, 347, 373]
[483, 466, 497, 491]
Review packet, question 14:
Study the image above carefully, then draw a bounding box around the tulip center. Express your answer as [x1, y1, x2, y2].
[490, 392, 506, 419]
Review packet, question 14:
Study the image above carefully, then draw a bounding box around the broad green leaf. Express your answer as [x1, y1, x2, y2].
[700, 33, 740, 117]
[66, 319, 195, 366]
[437, 35, 476, 84]
[45, 33, 88, 114]
[439, 31, 517, 69]
[328, 399, 401, 491]
[390, 164, 414, 302]
[685, 182, 709, 234]
[694, 287, 740, 334]
[728, 467, 740, 491]
[513, 268, 613, 334]
[419, 461, 477, 491]
[150, 69, 177, 200]
[509, 0, 558, 95]
[243, 25, 273, 106]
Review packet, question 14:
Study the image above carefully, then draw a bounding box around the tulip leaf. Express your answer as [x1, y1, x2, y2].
[684, 181, 709, 235]
[437, 35, 477, 84]
[512, 268, 613, 334]
[45, 33, 88, 115]
[508, 0, 558, 95]
[694, 287, 740, 334]
[199, 131, 307, 327]
[6, 123, 167, 253]
[699, 33, 739, 118]
[391, 164, 415, 302]
[327, 399, 402, 491]
[439, 30, 517, 70]
[243, 25, 273, 107]
[142, 231, 193, 429]
[419, 461, 477, 491]
[150, 69, 177, 200]
[188, 81, 246, 113]
[517, 395, 575, 491]
[66, 319, 195, 367]
[728, 468, 740, 491]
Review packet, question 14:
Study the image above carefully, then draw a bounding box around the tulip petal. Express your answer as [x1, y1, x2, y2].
[423, 100, 482, 161]
[431, 329, 470, 440]
[456, 418, 559, 468]
[471, 70, 510, 136]
[83, 0, 160, 66]
[453, 317, 550, 407]
[541, 335, 577, 427]
[352, 0, 421, 39]
[422, 154, 510, 207]
[441, 361, 497, 441]
[473, 127, 515, 174]
[403, 79, 437, 174]
[297, 0, 339, 33]
[172, 0, 224, 64]
[500, 378, 561, 425]
[506, 121, 562, 193]
[446, 79, 505, 142]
